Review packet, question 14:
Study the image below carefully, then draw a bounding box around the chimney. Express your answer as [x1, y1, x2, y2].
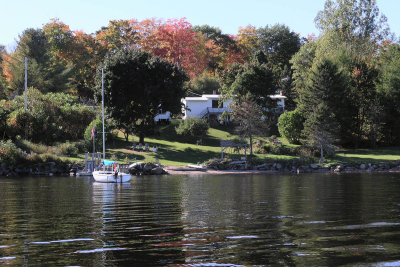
[213, 90, 216, 95]
[280, 90, 283, 96]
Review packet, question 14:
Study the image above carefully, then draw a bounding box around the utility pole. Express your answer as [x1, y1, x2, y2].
[24, 57, 28, 109]
[24, 57, 28, 139]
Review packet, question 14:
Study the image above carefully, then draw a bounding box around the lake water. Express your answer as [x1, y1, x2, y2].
[1, 173, 400, 266]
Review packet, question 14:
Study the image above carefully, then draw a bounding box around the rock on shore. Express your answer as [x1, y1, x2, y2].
[128, 162, 168, 175]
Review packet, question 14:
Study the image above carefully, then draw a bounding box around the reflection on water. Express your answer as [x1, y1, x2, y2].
[0, 173, 400, 266]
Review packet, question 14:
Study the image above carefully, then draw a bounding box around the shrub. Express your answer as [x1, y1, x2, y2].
[175, 118, 209, 143]
[278, 110, 304, 144]
[56, 142, 79, 156]
[84, 119, 113, 152]
[6, 89, 95, 144]
[0, 140, 24, 164]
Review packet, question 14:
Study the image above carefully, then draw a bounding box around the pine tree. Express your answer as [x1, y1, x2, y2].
[299, 59, 347, 161]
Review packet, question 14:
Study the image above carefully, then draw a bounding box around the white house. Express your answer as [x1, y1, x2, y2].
[154, 92, 287, 123]
[181, 93, 286, 120]
[181, 94, 233, 120]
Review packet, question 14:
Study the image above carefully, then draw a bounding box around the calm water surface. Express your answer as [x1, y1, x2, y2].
[0, 173, 400, 266]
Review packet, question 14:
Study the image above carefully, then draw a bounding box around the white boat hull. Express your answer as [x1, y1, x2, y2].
[92, 171, 131, 183]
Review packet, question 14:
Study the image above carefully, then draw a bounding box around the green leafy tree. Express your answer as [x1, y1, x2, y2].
[95, 49, 187, 143]
[376, 43, 400, 145]
[220, 63, 276, 111]
[6, 88, 95, 143]
[257, 24, 301, 69]
[278, 110, 304, 144]
[186, 72, 220, 95]
[315, 0, 391, 57]
[4, 28, 71, 95]
[175, 118, 209, 144]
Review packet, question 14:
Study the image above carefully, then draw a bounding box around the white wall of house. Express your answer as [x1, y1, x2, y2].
[182, 94, 285, 119]
[182, 95, 232, 119]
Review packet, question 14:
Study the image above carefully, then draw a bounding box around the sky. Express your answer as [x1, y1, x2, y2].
[1, 0, 399, 52]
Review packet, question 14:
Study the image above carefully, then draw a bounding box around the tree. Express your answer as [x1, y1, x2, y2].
[186, 72, 220, 95]
[376, 43, 400, 145]
[220, 63, 276, 111]
[278, 110, 304, 144]
[152, 18, 207, 77]
[257, 24, 301, 69]
[95, 19, 138, 53]
[231, 95, 269, 155]
[315, 0, 391, 56]
[290, 41, 318, 102]
[3, 28, 71, 95]
[298, 59, 346, 150]
[0, 45, 6, 98]
[349, 60, 378, 147]
[194, 25, 242, 73]
[175, 118, 209, 144]
[95, 49, 187, 143]
[303, 104, 338, 163]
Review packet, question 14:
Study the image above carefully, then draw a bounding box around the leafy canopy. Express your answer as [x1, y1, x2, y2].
[95, 49, 187, 143]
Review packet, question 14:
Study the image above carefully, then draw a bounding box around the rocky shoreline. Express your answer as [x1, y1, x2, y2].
[204, 159, 400, 174]
[0, 162, 70, 177]
[1, 160, 400, 177]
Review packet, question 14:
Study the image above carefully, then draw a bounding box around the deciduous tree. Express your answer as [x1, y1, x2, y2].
[95, 49, 187, 143]
[231, 95, 269, 155]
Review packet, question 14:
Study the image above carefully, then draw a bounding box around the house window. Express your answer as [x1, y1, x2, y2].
[212, 100, 222, 108]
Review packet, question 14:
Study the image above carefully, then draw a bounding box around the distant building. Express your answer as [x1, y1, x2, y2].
[154, 92, 287, 123]
[181, 93, 286, 120]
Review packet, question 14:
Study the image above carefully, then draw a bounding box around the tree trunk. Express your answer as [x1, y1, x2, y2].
[249, 134, 253, 155]
[123, 132, 129, 142]
[139, 132, 145, 144]
[319, 144, 324, 163]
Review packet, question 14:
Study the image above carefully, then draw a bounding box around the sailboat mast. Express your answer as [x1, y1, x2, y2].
[102, 68, 105, 162]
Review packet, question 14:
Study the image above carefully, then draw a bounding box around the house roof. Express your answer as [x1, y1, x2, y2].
[183, 94, 222, 101]
[269, 94, 287, 99]
[183, 94, 286, 101]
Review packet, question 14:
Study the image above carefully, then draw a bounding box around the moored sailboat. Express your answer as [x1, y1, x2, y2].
[93, 68, 131, 183]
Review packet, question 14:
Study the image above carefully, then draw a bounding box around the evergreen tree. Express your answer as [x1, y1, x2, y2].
[298, 59, 347, 151]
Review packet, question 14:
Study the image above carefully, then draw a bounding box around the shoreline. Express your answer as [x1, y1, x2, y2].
[163, 166, 400, 176]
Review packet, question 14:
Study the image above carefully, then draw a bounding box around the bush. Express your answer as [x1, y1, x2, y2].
[56, 142, 79, 156]
[84, 119, 113, 152]
[278, 110, 304, 144]
[175, 118, 209, 143]
[0, 140, 24, 164]
[6, 89, 95, 144]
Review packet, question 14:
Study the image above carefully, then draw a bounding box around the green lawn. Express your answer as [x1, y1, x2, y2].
[65, 121, 400, 166]
[333, 147, 400, 164]
[90, 121, 298, 166]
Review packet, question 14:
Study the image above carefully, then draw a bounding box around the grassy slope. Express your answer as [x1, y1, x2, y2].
[66, 120, 400, 166]
[102, 121, 297, 166]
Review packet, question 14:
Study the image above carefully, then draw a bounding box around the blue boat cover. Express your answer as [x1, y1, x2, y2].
[103, 160, 116, 166]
